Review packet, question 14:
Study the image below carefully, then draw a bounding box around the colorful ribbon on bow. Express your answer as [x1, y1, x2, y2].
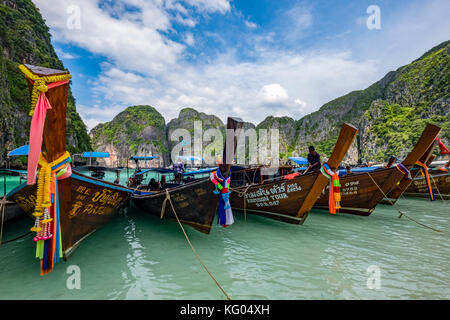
[395, 163, 412, 180]
[415, 161, 435, 201]
[19, 64, 72, 274]
[32, 151, 71, 275]
[320, 163, 341, 214]
[210, 170, 234, 227]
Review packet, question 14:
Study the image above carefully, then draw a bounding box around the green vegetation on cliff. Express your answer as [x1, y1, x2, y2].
[90, 105, 168, 165]
[294, 40, 449, 163]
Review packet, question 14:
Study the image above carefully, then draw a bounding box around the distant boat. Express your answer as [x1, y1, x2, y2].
[314, 123, 442, 215]
[6, 64, 132, 274]
[403, 157, 450, 200]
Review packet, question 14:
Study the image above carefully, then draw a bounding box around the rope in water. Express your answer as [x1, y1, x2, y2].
[0, 196, 5, 245]
[162, 189, 231, 300]
[366, 172, 442, 233]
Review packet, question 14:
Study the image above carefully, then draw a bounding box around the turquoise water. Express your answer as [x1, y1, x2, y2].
[1, 172, 449, 299]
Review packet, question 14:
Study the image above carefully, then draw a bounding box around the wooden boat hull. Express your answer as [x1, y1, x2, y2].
[131, 178, 219, 234]
[403, 171, 450, 200]
[229, 172, 318, 224]
[314, 167, 404, 216]
[0, 197, 26, 223]
[7, 171, 130, 257]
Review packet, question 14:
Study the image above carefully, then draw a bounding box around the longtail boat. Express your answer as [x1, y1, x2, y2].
[131, 117, 244, 234]
[314, 123, 442, 215]
[380, 139, 439, 205]
[6, 64, 132, 273]
[229, 123, 358, 224]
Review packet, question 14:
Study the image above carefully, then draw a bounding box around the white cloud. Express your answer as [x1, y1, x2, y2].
[183, 0, 231, 14]
[33, 0, 450, 132]
[55, 48, 78, 59]
[184, 32, 195, 46]
[244, 20, 258, 29]
[89, 49, 377, 129]
[260, 84, 289, 103]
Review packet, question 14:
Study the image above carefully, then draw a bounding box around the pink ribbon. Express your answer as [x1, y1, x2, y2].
[27, 80, 70, 185]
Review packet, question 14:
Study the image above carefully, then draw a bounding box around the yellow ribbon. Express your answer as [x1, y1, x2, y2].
[32, 151, 71, 219]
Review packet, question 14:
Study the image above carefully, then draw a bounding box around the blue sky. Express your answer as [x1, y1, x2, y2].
[33, 0, 450, 130]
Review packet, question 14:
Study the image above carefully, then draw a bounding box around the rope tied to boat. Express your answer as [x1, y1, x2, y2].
[161, 188, 231, 300]
[231, 184, 253, 221]
[320, 163, 341, 214]
[366, 172, 442, 233]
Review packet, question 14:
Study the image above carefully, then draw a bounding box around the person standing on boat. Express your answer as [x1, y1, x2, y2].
[173, 160, 184, 184]
[307, 146, 321, 172]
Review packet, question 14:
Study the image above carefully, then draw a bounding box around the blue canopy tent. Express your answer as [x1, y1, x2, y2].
[337, 166, 382, 176]
[80, 151, 110, 165]
[82, 152, 110, 158]
[182, 167, 217, 176]
[288, 157, 309, 165]
[130, 156, 160, 161]
[8, 145, 29, 157]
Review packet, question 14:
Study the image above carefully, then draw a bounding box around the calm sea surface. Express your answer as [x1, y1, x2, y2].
[0, 171, 449, 299]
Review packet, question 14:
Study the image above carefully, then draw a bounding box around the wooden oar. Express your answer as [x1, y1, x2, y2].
[296, 123, 358, 218]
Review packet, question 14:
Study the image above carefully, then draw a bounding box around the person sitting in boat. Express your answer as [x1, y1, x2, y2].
[307, 146, 321, 172]
[114, 171, 120, 184]
[345, 165, 353, 176]
[148, 178, 160, 191]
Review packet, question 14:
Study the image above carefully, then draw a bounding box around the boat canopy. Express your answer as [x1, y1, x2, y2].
[0, 169, 27, 175]
[182, 167, 217, 176]
[337, 166, 381, 176]
[82, 152, 110, 158]
[289, 157, 309, 165]
[134, 168, 175, 176]
[8, 145, 29, 156]
[177, 155, 204, 162]
[130, 156, 160, 161]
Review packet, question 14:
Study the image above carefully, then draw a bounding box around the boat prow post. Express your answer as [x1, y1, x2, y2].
[296, 122, 358, 219]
